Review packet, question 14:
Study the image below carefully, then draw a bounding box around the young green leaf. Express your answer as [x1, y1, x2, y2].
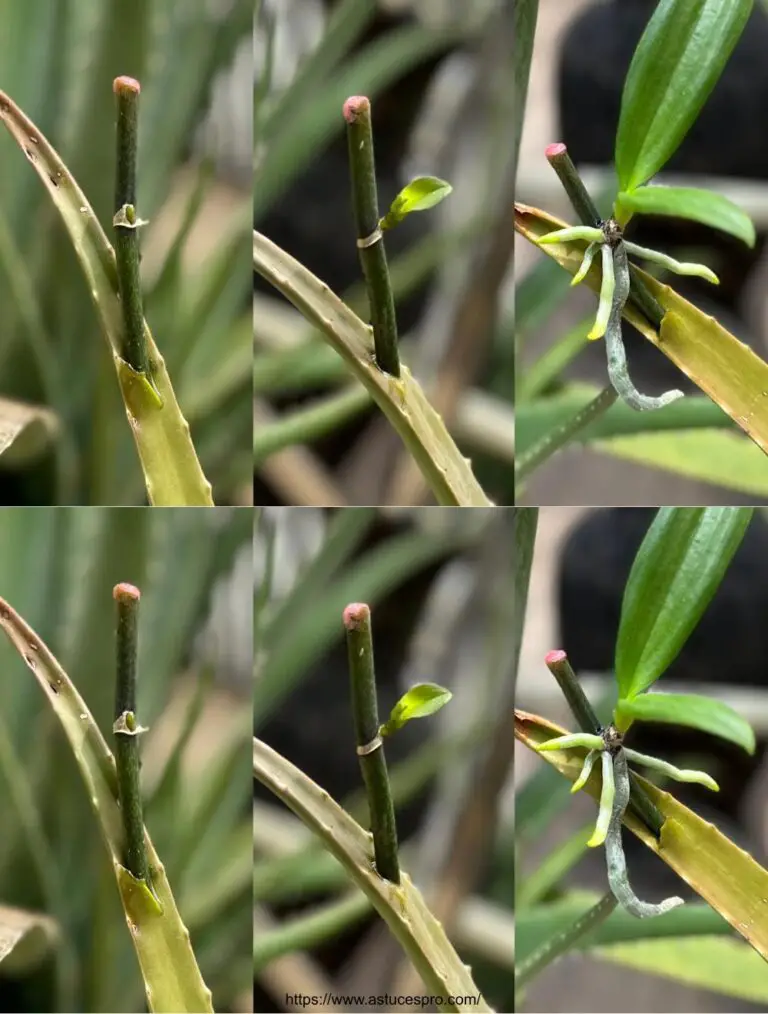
[380, 682, 452, 737]
[615, 692, 755, 754]
[380, 176, 452, 231]
[615, 186, 755, 247]
[615, 0, 753, 192]
[615, 507, 753, 700]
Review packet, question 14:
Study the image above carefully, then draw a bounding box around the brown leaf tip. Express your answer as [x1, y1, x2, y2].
[343, 602, 370, 629]
[343, 96, 370, 123]
[113, 76, 141, 95]
[113, 582, 141, 602]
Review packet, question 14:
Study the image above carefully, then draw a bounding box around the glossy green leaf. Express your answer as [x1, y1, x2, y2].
[380, 176, 452, 231]
[380, 683, 452, 737]
[615, 0, 753, 191]
[615, 692, 755, 753]
[616, 186, 755, 246]
[615, 507, 753, 699]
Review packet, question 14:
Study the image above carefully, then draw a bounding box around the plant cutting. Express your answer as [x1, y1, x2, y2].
[515, 0, 768, 495]
[0, 588, 211, 1013]
[254, 600, 487, 1012]
[514, 506, 768, 1006]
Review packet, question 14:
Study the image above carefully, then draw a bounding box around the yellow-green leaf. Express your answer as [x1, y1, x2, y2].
[381, 682, 452, 737]
[381, 176, 453, 231]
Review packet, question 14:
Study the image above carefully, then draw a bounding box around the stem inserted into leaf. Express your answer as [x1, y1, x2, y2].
[113, 76, 149, 377]
[343, 96, 400, 378]
[343, 602, 400, 883]
[113, 582, 149, 885]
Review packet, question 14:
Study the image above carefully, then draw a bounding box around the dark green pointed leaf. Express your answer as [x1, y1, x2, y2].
[615, 507, 753, 700]
[380, 176, 452, 231]
[615, 0, 753, 192]
[380, 682, 452, 737]
[616, 692, 755, 754]
[616, 186, 755, 247]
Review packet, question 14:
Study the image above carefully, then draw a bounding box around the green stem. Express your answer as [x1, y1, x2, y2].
[544, 143, 601, 228]
[543, 651, 602, 735]
[516, 386, 618, 484]
[343, 602, 400, 883]
[113, 582, 149, 884]
[543, 143, 665, 328]
[113, 76, 148, 376]
[516, 891, 617, 991]
[343, 95, 400, 377]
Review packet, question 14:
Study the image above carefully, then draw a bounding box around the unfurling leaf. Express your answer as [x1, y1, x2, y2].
[380, 682, 452, 737]
[380, 176, 452, 231]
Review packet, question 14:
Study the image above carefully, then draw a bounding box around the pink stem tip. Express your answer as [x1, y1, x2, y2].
[343, 95, 370, 123]
[343, 602, 370, 629]
[113, 582, 141, 601]
[113, 76, 141, 95]
[544, 142, 567, 159]
[544, 649, 567, 664]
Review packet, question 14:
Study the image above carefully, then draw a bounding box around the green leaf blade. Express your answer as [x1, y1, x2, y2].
[615, 507, 753, 699]
[381, 176, 452, 231]
[616, 186, 755, 246]
[381, 682, 452, 736]
[616, 692, 755, 753]
[615, 0, 753, 192]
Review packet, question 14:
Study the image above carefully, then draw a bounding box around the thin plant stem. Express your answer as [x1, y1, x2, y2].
[516, 891, 617, 992]
[113, 76, 148, 376]
[545, 143, 601, 228]
[515, 383, 617, 483]
[343, 95, 400, 377]
[113, 582, 149, 884]
[343, 602, 400, 883]
[543, 650, 601, 736]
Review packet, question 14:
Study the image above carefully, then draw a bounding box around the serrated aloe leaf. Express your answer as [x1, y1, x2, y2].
[615, 507, 752, 699]
[615, 186, 755, 247]
[615, 692, 755, 754]
[252, 230, 492, 506]
[381, 682, 452, 737]
[615, 0, 753, 191]
[380, 176, 452, 231]
[253, 737, 491, 1012]
[516, 710, 768, 961]
[0, 90, 213, 506]
[0, 597, 212, 1014]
